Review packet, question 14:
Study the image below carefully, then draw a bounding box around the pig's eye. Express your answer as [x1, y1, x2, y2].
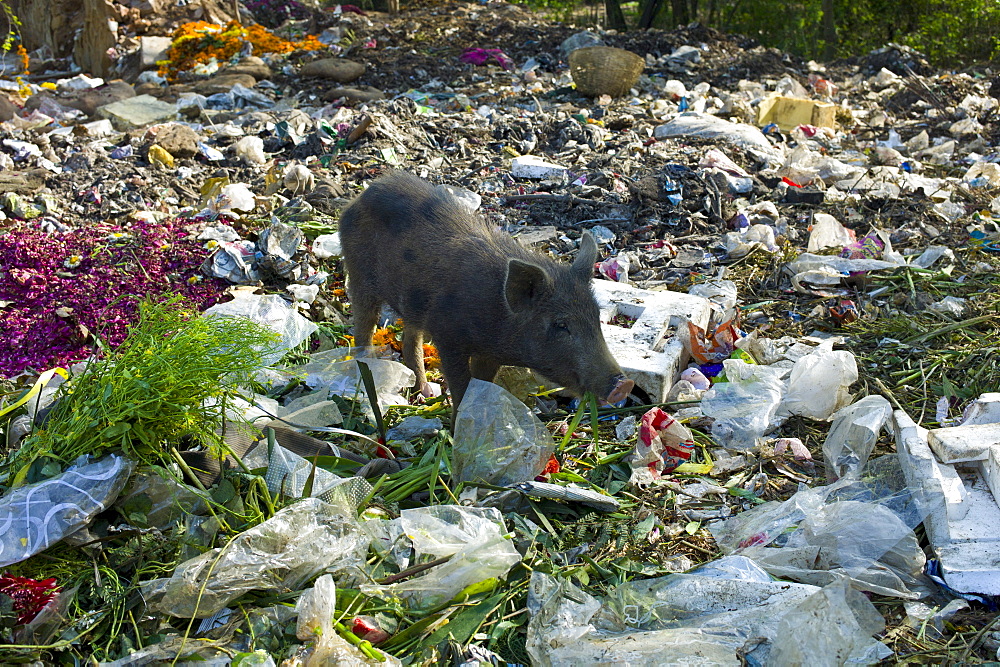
[552, 321, 570, 334]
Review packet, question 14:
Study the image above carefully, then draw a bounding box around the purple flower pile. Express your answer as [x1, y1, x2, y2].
[0, 219, 227, 377]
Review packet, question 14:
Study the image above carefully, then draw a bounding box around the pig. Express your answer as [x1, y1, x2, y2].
[339, 171, 634, 415]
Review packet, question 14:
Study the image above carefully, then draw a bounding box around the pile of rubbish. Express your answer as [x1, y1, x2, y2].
[1, 0, 999, 664]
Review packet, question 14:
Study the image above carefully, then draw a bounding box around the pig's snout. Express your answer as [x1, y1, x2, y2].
[603, 376, 634, 406]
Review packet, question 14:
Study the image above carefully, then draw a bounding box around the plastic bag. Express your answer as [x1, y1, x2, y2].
[114, 466, 209, 529]
[653, 112, 783, 166]
[293, 574, 402, 666]
[823, 394, 893, 479]
[142, 497, 368, 618]
[710, 457, 929, 599]
[298, 348, 415, 419]
[807, 213, 856, 252]
[204, 293, 317, 366]
[452, 379, 554, 486]
[362, 505, 520, 607]
[525, 567, 887, 666]
[680, 319, 742, 364]
[770, 580, 892, 666]
[628, 407, 696, 485]
[701, 360, 787, 450]
[779, 341, 858, 420]
[0, 454, 133, 567]
[242, 441, 372, 507]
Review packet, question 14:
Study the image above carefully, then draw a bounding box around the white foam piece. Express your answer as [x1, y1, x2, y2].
[591, 280, 713, 403]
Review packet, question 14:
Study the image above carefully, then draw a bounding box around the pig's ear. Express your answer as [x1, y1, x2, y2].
[572, 231, 598, 279]
[505, 259, 553, 312]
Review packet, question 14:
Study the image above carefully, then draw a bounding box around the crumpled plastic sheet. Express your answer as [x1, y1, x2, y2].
[141, 497, 369, 618]
[778, 340, 859, 421]
[296, 347, 414, 419]
[204, 293, 317, 366]
[785, 252, 901, 295]
[294, 574, 402, 667]
[525, 568, 891, 666]
[114, 466, 209, 529]
[701, 359, 787, 450]
[0, 454, 134, 567]
[362, 505, 521, 608]
[653, 112, 784, 167]
[451, 379, 554, 486]
[823, 394, 893, 479]
[710, 456, 931, 599]
[242, 440, 372, 507]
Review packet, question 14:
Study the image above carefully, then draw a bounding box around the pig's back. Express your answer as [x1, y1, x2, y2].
[339, 172, 516, 334]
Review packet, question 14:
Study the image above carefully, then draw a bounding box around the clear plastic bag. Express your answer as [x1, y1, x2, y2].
[293, 574, 402, 666]
[701, 360, 787, 450]
[823, 394, 893, 479]
[452, 379, 554, 486]
[204, 294, 316, 366]
[779, 341, 859, 420]
[770, 580, 892, 666]
[525, 567, 888, 666]
[361, 505, 521, 608]
[0, 454, 134, 567]
[710, 457, 930, 599]
[115, 466, 209, 529]
[298, 348, 415, 419]
[242, 441, 372, 507]
[142, 497, 368, 618]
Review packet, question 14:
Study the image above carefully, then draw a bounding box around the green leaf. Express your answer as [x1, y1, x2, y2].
[685, 521, 701, 535]
[632, 514, 656, 539]
[425, 592, 506, 645]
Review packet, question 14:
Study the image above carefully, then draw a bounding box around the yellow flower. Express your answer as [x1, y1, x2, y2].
[63, 255, 83, 269]
[187, 275, 202, 285]
[204, 239, 219, 250]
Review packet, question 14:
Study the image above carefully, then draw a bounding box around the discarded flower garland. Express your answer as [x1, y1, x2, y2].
[159, 20, 325, 81]
[0, 574, 59, 625]
[0, 218, 226, 377]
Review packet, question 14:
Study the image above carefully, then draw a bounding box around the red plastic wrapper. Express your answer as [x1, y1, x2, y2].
[633, 407, 696, 479]
[829, 299, 859, 325]
[351, 615, 390, 645]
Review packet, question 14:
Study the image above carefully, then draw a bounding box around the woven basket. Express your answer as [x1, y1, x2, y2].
[569, 46, 644, 98]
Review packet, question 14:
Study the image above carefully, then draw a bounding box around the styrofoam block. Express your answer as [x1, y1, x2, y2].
[511, 155, 568, 180]
[985, 445, 1000, 507]
[591, 280, 713, 403]
[928, 422, 1000, 463]
[935, 542, 1000, 595]
[959, 393, 1000, 426]
[892, 410, 968, 533]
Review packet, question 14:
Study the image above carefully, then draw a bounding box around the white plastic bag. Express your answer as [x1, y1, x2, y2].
[452, 379, 554, 485]
[701, 360, 786, 449]
[779, 341, 858, 420]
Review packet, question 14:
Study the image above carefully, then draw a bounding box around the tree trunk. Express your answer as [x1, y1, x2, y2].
[605, 0, 628, 31]
[638, 0, 664, 29]
[670, 0, 689, 27]
[821, 0, 837, 59]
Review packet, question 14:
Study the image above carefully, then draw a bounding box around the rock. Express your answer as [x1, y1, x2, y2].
[135, 82, 164, 97]
[226, 57, 273, 81]
[25, 81, 136, 118]
[97, 94, 177, 130]
[154, 123, 200, 158]
[121, 35, 173, 82]
[322, 86, 386, 103]
[193, 73, 258, 96]
[300, 58, 366, 83]
[0, 94, 18, 122]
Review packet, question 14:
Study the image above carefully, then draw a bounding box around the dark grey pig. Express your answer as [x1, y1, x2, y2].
[339, 171, 634, 413]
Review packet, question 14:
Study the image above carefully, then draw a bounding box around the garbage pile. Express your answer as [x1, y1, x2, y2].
[1, 0, 1000, 664]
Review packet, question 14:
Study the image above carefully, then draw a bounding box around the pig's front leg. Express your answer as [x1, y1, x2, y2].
[440, 351, 473, 419]
[470, 356, 500, 383]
